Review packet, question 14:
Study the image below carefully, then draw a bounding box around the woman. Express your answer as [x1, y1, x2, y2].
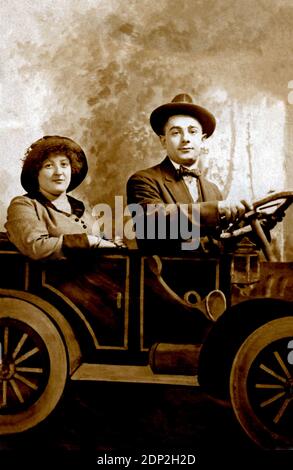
[5, 135, 120, 260]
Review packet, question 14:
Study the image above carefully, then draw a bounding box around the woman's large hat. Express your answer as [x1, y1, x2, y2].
[21, 135, 88, 193]
[150, 93, 216, 137]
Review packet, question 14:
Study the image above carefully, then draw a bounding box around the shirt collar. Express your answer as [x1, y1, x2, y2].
[168, 156, 200, 172]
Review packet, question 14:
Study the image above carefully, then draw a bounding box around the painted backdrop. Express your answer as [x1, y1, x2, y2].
[0, 0, 292, 258]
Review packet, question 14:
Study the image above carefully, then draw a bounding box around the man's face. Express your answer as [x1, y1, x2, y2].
[160, 115, 206, 166]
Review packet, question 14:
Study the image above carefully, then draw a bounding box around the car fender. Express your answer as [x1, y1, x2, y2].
[0, 288, 82, 375]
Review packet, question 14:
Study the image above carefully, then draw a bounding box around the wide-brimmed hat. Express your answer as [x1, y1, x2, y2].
[21, 135, 88, 193]
[150, 93, 216, 137]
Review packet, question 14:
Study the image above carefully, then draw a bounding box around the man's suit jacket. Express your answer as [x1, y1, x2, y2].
[127, 156, 223, 252]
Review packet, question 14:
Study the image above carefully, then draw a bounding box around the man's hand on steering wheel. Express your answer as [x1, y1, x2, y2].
[218, 199, 251, 225]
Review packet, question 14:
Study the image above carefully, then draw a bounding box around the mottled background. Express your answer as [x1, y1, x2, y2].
[0, 0, 292, 258]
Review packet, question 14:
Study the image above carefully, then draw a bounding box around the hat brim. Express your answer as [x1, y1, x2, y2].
[21, 136, 88, 193]
[150, 102, 216, 137]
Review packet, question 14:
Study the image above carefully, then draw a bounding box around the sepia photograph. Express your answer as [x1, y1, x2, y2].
[0, 0, 292, 467]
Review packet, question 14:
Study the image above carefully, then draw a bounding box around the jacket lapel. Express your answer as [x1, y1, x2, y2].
[160, 157, 194, 204]
[198, 176, 218, 201]
[28, 191, 85, 217]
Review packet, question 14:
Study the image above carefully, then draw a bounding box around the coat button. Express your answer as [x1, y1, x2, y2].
[75, 217, 79, 222]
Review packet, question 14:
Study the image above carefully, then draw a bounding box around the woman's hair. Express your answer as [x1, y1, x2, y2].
[21, 136, 88, 193]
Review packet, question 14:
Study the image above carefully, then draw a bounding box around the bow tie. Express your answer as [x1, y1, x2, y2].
[177, 166, 201, 179]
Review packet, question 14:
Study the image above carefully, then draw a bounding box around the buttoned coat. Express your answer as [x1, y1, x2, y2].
[5, 192, 100, 260]
[127, 156, 223, 252]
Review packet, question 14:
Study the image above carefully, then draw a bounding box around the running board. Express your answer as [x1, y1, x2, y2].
[71, 364, 199, 386]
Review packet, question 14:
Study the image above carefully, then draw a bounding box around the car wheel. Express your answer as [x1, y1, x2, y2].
[0, 297, 67, 434]
[230, 316, 293, 448]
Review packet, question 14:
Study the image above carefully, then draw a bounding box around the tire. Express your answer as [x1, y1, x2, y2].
[0, 297, 67, 434]
[198, 299, 292, 401]
[230, 316, 293, 449]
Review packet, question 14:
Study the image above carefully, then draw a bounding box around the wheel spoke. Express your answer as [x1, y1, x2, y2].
[12, 333, 28, 360]
[273, 398, 292, 424]
[260, 391, 286, 408]
[3, 327, 8, 356]
[260, 363, 287, 383]
[2, 380, 7, 407]
[14, 373, 38, 391]
[273, 351, 291, 379]
[255, 383, 284, 389]
[16, 367, 43, 374]
[14, 347, 39, 365]
[9, 379, 24, 403]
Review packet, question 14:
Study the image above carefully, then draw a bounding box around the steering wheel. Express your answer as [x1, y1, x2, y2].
[220, 191, 293, 261]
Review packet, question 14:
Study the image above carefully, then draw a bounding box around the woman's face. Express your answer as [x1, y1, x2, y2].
[38, 153, 71, 196]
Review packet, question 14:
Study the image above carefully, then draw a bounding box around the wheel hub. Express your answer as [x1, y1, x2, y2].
[285, 377, 293, 396]
[0, 361, 15, 380]
[0, 319, 50, 414]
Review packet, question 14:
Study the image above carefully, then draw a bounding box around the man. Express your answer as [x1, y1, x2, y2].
[127, 93, 246, 252]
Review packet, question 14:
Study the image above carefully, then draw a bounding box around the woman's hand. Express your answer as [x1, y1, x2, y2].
[98, 239, 119, 248]
[87, 235, 127, 249]
[113, 236, 127, 248]
[87, 235, 102, 247]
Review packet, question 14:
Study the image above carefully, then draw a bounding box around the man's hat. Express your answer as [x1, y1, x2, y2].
[21, 135, 88, 193]
[150, 93, 216, 137]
